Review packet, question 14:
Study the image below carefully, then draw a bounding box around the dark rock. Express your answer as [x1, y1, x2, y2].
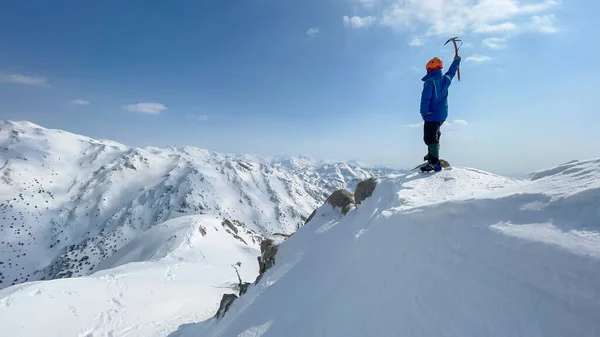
[239, 282, 251, 296]
[214, 293, 238, 319]
[326, 189, 355, 215]
[258, 239, 278, 275]
[238, 161, 253, 171]
[304, 209, 317, 225]
[198, 225, 207, 236]
[273, 232, 291, 238]
[232, 234, 248, 245]
[222, 219, 238, 234]
[354, 177, 377, 205]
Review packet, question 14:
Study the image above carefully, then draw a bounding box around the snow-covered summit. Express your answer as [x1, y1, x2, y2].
[0, 120, 400, 290]
[171, 158, 600, 337]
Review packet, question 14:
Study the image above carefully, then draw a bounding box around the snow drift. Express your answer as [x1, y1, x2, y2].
[170, 158, 600, 337]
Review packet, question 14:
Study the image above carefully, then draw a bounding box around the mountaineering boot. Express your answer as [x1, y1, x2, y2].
[420, 160, 443, 172]
[420, 163, 434, 172]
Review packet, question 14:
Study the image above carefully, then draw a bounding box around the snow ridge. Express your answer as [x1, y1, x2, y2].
[171, 158, 600, 337]
[0, 120, 402, 289]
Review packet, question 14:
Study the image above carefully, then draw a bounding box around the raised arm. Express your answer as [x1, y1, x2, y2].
[444, 57, 461, 80]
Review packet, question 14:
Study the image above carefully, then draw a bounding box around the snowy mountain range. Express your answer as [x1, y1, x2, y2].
[0, 120, 403, 290]
[3, 120, 598, 337]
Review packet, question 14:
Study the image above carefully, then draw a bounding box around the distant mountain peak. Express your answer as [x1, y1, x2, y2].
[0, 120, 404, 290]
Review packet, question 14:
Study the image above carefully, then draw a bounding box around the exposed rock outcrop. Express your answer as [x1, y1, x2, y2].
[326, 189, 355, 215]
[214, 293, 238, 319]
[239, 282, 251, 296]
[258, 239, 278, 275]
[354, 177, 377, 205]
[214, 177, 381, 320]
[222, 219, 238, 234]
[304, 209, 317, 225]
[214, 238, 280, 319]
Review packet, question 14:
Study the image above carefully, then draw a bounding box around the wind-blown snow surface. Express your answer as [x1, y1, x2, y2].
[0, 120, 396, 289]
[171, 159, 600, 337]
[0, 215, 263, 337]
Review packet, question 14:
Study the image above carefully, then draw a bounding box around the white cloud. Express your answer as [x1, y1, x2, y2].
[186, 114, 208, 121]
[307, 27, 320, 37]
[343, 15, 377, 28]
[409, 66, 421, 72]
[466, 54, 492, 63]
[473, 22, 518, 33]
[359, 0, 377, 9]
[122, 102, 167, 114]
[69, 99, 90, 105]
[4, 73, 47, 86]
[482, 37, 507, 49]
[356, 0, 559, 37]
[531, 14, 558, 33]
[406, 122, 423, 128]
[409, 36, 424, 46]
[452, 119, 469, 126]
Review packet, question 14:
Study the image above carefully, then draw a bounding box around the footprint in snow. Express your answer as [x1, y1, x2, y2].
[165, 267, 174, 281]
[0, 297, 11, 307]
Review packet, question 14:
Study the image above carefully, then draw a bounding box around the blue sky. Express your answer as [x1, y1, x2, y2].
[0, 0, 598, 175]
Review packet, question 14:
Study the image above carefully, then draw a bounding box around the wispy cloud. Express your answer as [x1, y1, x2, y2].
[482, 37, 507, 49]
[451, 119, 469, 126]
[343, 15, 377, 28]
[122, 102, 167, 114]
[473, 22, 518, 34]
[348, 0, 558, 37]
[186, 114, 208, 121]
[531, 14, 558, 33]
[69, 99, 90, 105]
[4, 73, 47, 86]
[406, 122, 423, 128]
[409, 36, 424, 46]
[359, 0, 377, 9]
[466, 54, 492, 63]
[306, 27, 320, 37]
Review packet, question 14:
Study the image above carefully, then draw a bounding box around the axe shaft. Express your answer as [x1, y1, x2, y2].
[450, 39, 461, 81]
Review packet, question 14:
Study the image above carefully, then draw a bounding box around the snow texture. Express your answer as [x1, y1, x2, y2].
[2, 120, 599, 337]
[0, 120, 396, 289]
[0, 215, 262, 336]
[169, 158, 600, 337]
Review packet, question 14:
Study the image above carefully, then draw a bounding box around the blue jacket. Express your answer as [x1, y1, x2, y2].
[420, 58, 460, 122]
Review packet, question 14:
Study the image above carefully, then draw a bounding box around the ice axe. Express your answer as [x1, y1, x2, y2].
[444, 36, 463, 81]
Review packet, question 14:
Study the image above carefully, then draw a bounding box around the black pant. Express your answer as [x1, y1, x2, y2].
[423, 121, 444, 163]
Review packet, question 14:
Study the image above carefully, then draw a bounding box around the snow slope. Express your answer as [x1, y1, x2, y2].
[0, 215, 263, 337]
[0, 120, 400, 289]
[170, 158, 600, 337]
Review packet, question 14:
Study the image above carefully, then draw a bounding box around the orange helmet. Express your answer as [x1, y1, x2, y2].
[426, 57, 443, 72]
